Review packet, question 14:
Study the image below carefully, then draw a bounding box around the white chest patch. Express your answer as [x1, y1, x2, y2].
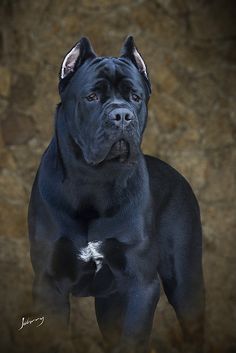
[78, 241, 104, 272]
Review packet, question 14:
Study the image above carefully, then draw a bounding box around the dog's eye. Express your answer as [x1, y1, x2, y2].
[86, 93, 98, 102]
[131, 93, 141, 102]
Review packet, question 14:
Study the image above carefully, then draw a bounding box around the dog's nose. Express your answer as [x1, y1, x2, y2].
[109, 108, 134, 128]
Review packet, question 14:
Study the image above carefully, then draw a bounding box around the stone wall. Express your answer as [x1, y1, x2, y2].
[0, 1, 235, 352]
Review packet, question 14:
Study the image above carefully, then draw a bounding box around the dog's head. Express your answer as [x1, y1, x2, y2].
[58, 36, 151, 166]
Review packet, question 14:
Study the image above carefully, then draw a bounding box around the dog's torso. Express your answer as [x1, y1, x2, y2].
[29, 134, 196, 299]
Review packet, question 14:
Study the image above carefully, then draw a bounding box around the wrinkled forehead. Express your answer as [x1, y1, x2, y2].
[71, 57, 145, 91]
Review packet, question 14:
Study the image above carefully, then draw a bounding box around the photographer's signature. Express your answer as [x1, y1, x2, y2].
[18, 316, 45, 330]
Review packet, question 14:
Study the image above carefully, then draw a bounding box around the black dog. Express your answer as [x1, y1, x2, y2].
[28, 36, 205, 353]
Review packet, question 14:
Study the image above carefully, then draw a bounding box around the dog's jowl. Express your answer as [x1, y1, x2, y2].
[28, 36, 205, 353]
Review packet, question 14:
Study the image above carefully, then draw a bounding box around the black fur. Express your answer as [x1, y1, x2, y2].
[28, 36, 205, 353]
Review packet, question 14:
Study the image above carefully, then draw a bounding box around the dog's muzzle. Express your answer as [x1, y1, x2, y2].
[108, 107, 134, 129]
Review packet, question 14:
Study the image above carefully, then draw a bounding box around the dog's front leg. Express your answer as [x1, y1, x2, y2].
[118, 279, 160, 353]
[96, 278, 160, 353]
[32, 273, 74, 353]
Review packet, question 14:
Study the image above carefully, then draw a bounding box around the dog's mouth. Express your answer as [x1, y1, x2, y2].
[105, 139, 130, 163]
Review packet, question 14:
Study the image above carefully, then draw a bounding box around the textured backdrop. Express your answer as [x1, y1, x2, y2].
[0, 1, 235, 352]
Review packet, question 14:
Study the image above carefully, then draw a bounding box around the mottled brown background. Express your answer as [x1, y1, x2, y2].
[0, 0, 235, 352]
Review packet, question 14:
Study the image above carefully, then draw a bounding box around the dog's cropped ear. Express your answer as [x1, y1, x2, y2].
[59, 37, 96, 80]
[120, 36, 151, 94]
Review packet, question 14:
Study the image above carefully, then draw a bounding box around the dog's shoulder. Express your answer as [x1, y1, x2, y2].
[144, 154, 199, 213]
[144, 154, 189, 188]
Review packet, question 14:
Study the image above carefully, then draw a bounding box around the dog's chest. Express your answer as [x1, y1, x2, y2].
[78, 241, 104, 272]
